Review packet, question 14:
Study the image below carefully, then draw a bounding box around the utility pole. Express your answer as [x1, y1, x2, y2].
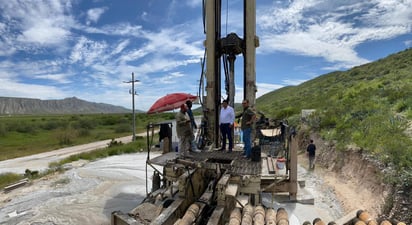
[124, 72, 140, 141]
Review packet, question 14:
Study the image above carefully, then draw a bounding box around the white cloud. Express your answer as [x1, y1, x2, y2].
[281, 79, 307, 86]
[256, 82, 284, 97]
[0, 0, 74, 46]
[34, 74, 71, 84]
[112, 40, 130, 55]
[1, 0, 411, 112]
[19, 22, 69, 45]
[86, 7, 107, 25]
[70, 37, 109, 66]
[257, 0, 412, 70]
[119, 49, 148, 63]
[157, 72, 184, 84]
[0, 78, 65, 100]
[141, 12, 148, 21]
[185, 0, 202, 8]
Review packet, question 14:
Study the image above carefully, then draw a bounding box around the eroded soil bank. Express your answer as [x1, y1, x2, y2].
[297, 131, 412, 224]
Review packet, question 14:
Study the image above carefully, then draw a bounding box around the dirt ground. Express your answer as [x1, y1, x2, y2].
[0, 136, 388, 225]
[298, 153, 382, 218]
[298, 131, 390, 220]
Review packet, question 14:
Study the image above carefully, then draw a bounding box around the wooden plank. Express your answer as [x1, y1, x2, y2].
[272, 158, 279, 174]
[150, 198, 185, 225]
[3, 178, 29, 192]
[217, 174, 231, 205]
[225, 184, 239, 197]
[267, 156, 275, 174]
[235, 195, 249, 208]
[261, 157, 269, 175]
[206, 206, 224, 225]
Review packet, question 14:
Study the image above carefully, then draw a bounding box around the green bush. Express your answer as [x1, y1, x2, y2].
[41, 120, 67, 130]
[71, 119, 96, 130]
[15, 122, 36, 134]
[56, 129, 76, 145]
[115, 124, 131, 133]
[394, 100, 408, 113]
[77, 128, 91, 137]
[0, 123, 6, 137]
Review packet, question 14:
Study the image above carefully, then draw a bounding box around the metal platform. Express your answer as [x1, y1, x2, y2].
[148, 149, 295, 182]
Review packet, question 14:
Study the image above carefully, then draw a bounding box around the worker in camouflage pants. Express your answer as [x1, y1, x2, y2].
[175, 104, 193, 158]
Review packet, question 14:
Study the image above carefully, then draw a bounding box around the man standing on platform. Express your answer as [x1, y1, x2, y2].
[175, 104, 192, 158]
[219, 100, 235, 152]
[185, 100, 200, 152]
[239, 99, 256, 159]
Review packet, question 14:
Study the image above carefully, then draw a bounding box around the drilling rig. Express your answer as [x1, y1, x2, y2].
[111, 1, 300, 224]
[110, 1, 401, 225]
[201, 0, 259, 149]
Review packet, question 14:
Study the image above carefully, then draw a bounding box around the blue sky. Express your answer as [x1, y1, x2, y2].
[0, 0, 411, 111]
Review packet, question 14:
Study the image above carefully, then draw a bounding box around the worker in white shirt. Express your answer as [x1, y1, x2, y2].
[219, 100, 235, 152]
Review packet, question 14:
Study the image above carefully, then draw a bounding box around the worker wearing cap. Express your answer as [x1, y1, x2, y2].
[239, 99, 256, 159]
[186, 100, 200, 153]
[176, 104, 192, 158]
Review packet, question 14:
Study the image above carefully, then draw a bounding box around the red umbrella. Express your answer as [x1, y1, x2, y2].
[147, 93, 198, 114]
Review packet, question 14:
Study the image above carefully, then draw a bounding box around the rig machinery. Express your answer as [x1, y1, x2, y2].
[110, 1, 395, 225]
[111, 1, 300, 224]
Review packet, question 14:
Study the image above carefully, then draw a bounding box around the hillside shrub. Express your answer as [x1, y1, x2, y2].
[15, 122, 37, 134]
[41, 120, 67, 130]
[56, 128, 76, 145]
[0, 123, 6, 137]
[77, 128, 91, 137]
[115, 124, 131, 133]
[71, 119, 96, 130]
[394, 100, 408, 113]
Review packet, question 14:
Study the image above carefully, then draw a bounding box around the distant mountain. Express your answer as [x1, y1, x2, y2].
[0, 97, 132, 114]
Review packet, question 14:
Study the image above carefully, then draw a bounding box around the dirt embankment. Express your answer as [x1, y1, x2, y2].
[296, 131, 412, 224]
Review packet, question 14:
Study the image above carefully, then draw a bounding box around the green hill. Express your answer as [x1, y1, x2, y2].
[257, 48, 412, 171]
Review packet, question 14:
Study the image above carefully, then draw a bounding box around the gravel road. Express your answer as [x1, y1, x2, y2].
[0, 135, 135, 174]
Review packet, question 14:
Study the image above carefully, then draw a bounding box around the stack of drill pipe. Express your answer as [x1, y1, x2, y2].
[378, 219, 407, 225]
[379, 220, 392, 225]
[229, 208, 242, 225]
[302, 221, 311, 225]
[276, 208, 289, 225]
[313, 218, 326, 225]
[352, 218, 367, 225]
[174, 203, 199, 225]
[395, 221, 406, 225]
[265, 208, 277, 225]
[253, 205, 265, 225]
[357, 210, 378, 225]
[328, 222, 337, 225]
[241, 204, 254, 225]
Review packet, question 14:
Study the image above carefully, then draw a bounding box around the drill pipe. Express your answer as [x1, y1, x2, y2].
[379, 220, 392, 225]
[357, 210, 378, 225]
[177, 203, 200, 225]
[266, 208, 277, 225]
[353, 218, 367, 225]
[241, 204, 254, 225]
[253, 205, 266, 225]
[313, 218, 326, 225]
[229, 208, 242, 225]
[276, 208, 289, 225]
